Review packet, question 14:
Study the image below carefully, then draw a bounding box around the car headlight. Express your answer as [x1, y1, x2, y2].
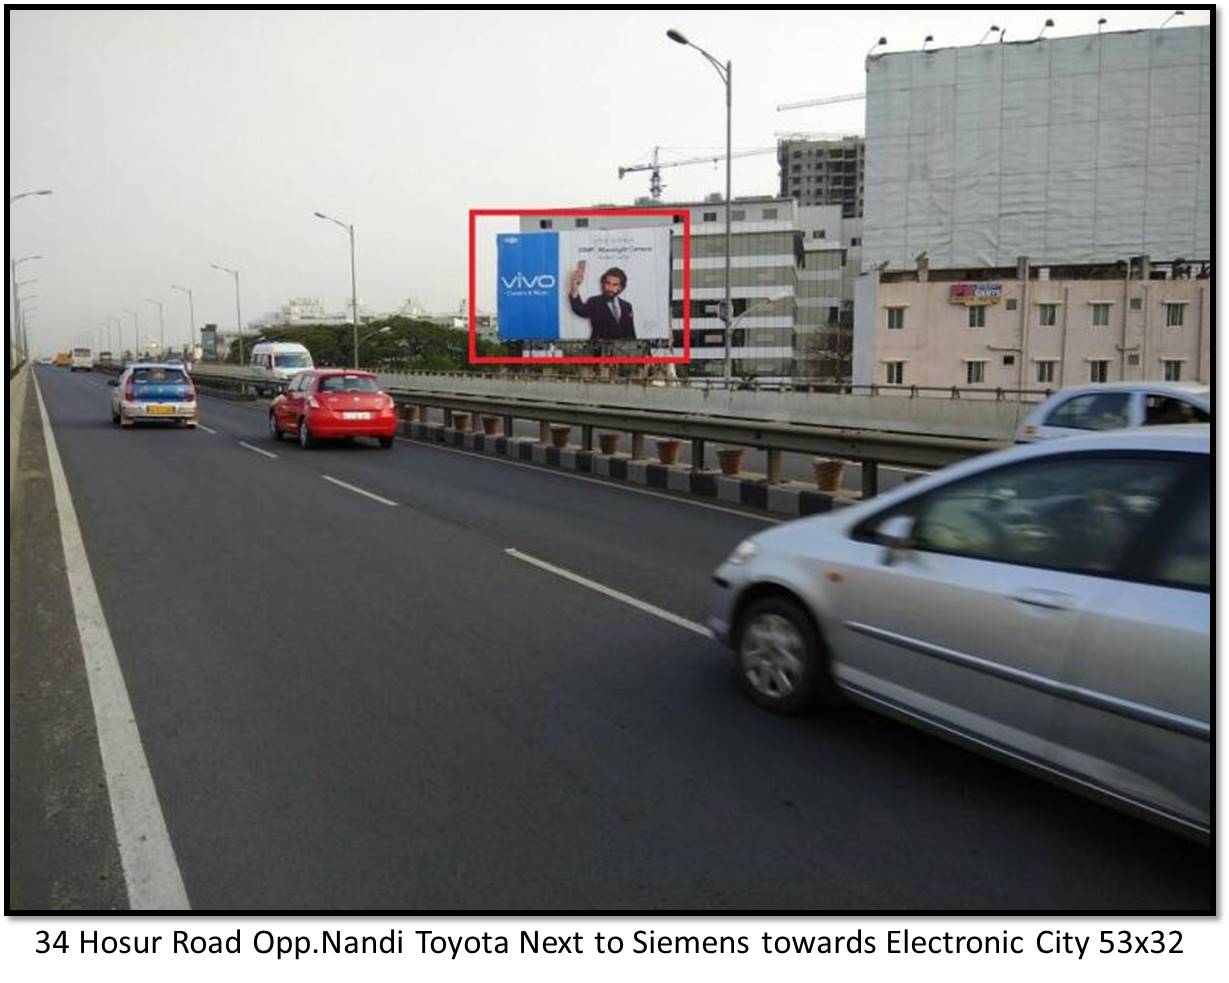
[725, 539, 759, 566]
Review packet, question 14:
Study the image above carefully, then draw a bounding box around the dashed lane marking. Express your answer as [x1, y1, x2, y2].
[321, 474, 398, 507]
[505, 548, 713, 639]
[32, 373, 191, 910]
[238, 440, 277, 459]
[196, 424, 219, 434]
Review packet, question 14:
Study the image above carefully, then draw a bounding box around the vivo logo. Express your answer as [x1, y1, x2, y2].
[501, 273, 556, 289]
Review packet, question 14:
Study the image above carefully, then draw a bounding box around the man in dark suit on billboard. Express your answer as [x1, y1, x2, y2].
[567, 262, 636, 340]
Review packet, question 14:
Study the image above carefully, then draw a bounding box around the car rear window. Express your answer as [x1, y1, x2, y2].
[73, 348, 91, 356]
[319, 375, 378, 393]
[132, 368, 188, 384]
[1045, 392, 1131, 431]
[274, 353, 311, 368]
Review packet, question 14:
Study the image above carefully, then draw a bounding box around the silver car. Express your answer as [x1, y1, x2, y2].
[708, 427, 1209, 839]
[109, 362, 199, 427]
[1016, 382, 1210, 442]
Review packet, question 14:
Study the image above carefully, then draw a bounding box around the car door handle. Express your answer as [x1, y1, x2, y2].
[1011, 588, 1076, 611]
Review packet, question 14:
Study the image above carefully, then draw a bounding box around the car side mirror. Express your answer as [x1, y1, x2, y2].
[875, 515, 916, 565]
[107, 379, 119, 387]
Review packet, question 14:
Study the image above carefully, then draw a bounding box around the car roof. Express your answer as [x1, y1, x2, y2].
[309, 368, 376, 377]
[1045, 381, 1210, 397]
[125, 362, 190, 370]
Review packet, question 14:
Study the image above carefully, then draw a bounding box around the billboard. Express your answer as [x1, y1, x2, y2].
[496, 226, 673, 342]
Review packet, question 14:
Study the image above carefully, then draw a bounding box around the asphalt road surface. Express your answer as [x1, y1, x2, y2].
[12, 365, 1211, 911]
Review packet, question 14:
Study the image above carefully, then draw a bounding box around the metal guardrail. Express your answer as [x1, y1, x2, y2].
[112, 365, 1008, 495]
[387, 388, 1007, 496]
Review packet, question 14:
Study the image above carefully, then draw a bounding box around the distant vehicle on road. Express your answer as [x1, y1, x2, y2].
[109, 363, 198, 428]
[251, 341, 313, 395]
[708, 426, 1209, 839]
[1017, 382, 1210, 442]
[70, 347, 94, 371]
[98, 351, 114, 367]
[269, 369, 397, 449]
[54, 352, 70, 367]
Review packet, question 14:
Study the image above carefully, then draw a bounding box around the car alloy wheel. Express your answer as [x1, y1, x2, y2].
[742, 614, 805, 696]
[269, 413, 282, 440]
[299, 419, 314, 449]
[736, 597, 827, 714]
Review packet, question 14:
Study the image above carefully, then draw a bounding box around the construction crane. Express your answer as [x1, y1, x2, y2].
[618, 145, 799, 201]
[776, 90, 866, 113]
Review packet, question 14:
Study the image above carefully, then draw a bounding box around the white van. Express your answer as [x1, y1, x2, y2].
[70, 347, 94, 372]
[250, 341, 314, 395]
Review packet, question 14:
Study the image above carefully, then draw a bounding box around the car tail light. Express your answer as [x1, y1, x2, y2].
[124, 378, 134, 401]
[184, 386, 196, 402]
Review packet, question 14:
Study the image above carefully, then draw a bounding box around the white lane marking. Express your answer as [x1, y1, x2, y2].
[32, 374, 191, 910]
[196, 424, 219, 434]
[400, 437, 779, 525]
[238, 440, 277, 459]
[505, 548, 713, 639]
[321, 474, 398, 507]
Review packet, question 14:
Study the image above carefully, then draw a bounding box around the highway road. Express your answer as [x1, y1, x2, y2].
[11, 365, 1211, 910]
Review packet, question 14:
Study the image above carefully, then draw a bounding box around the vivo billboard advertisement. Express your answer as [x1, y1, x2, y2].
[497, 227, 672, 342]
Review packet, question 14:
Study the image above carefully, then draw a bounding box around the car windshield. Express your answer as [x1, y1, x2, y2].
[73, 348, 90, 356]
[275, 353, 311, 368]
[131, 367, 188, 384]
[319, 375, 379, 393]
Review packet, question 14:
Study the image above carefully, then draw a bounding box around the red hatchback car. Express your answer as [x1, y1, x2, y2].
[269, 369, 398, 449]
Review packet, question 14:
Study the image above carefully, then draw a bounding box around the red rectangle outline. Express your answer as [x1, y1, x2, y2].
[469, 208, 691, 365]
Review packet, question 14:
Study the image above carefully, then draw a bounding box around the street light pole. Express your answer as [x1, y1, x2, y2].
[144, 298, 165, 355]
[314, 211, 360, 368]
[8, 190, 52, 372]
[667, 29, 733, 386]
[125, 309, 140, 360]
[171, 284, 196, 354]
[210, 264, 244, 364]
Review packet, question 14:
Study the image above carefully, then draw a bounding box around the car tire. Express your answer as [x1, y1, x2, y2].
[298, 418, 315, 449]
[111, 412, 120, 426]
[378, 435, 394, 449]
[735, 596, 831, 715]
[269, 413, 282, 440]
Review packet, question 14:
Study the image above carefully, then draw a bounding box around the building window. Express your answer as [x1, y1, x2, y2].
[1005, 298, 1018, 311]
[850, 237, 861, 246]
[885, 361, 904, 385]
[812, 229, 825, 239]
[1091, 303, 1110, 327]
[762, 208, 778, 220]
[1002, 354, 1015, 367]
[1038, 303, 1057, 327]
[966, 361, 986, 384]
[1130, 296, 1143, 311]
[1162, 359, 1183, 381]
[968, 306, 986, 328]
[703, 212, 717, 222]
[1089, 360, 1109, 383]
[1127, 353, 1140, 367]
[538, 219, 553, 229]
[1165, 303, 1185, 327]
[731, 209, 745, 221]
[1036, 360, 1056, 384]
[575, 218, 589, 228]
[886, 307, 905, 331]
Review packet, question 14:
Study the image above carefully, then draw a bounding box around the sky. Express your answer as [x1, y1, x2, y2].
[8, 7, 1209, 356]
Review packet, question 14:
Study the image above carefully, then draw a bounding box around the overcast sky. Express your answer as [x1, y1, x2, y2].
[9, 7, 1207, 356]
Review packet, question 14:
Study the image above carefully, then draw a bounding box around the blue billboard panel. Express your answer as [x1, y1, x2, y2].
[497, 233, 560, 341]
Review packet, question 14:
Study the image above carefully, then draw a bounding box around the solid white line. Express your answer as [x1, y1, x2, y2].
[505, 548, 713, 639]
[321, 474, 398, 507]
[400, 437, 779, 525]
[32, 374, 191, 910]
[196, 424, 219, 434]
[238, 440, 277, 459]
